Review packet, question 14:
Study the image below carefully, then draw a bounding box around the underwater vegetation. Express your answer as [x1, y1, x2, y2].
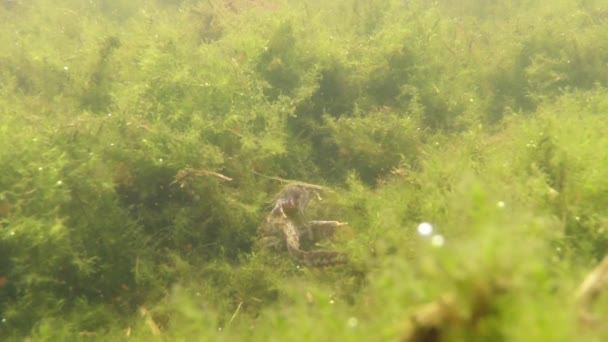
[1, 0, 608, 340]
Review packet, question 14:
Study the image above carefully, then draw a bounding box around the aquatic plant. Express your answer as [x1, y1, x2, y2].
[1, 0, 608, 340]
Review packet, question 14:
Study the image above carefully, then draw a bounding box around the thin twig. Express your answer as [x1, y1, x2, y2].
[576, 255, 608, 327]
[227, 301, 243, 327]
[139, 306, 161, 336]
[252, 170, 331, 192]
[171, 167, 233, 188]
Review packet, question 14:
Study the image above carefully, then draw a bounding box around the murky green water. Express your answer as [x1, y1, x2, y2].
[1, 0, 608, 340]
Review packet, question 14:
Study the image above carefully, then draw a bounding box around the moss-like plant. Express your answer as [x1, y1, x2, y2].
[2, 0, 608, 340]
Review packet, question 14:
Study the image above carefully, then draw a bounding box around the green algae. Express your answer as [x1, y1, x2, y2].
[1, 0, 608, 340]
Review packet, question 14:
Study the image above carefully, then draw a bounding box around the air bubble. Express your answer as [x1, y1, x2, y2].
[431, 234, 445, 247]
[417, 222, 433, 236]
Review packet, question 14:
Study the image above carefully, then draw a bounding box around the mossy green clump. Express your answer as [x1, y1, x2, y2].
[1, 0, 608, 340]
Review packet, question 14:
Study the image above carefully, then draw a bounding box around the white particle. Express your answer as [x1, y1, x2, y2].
[1, 318, 5, 323]
[329, 300, 335, 305]
[38, 167, 43, 171]
[417, 222, 433, 236]
[431, 234, 445, 247]
[497, 201, 505, 208]
[56, 180, 63, 186]
[107, 112, 112, 117]
[110, 143, 115, 147]
[158, 158, 163, 163]
[63, 66, 69, 71]
[10, 232, 14, 236]
[575, 216, 580, 221]
[347, 317, 358, 328]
